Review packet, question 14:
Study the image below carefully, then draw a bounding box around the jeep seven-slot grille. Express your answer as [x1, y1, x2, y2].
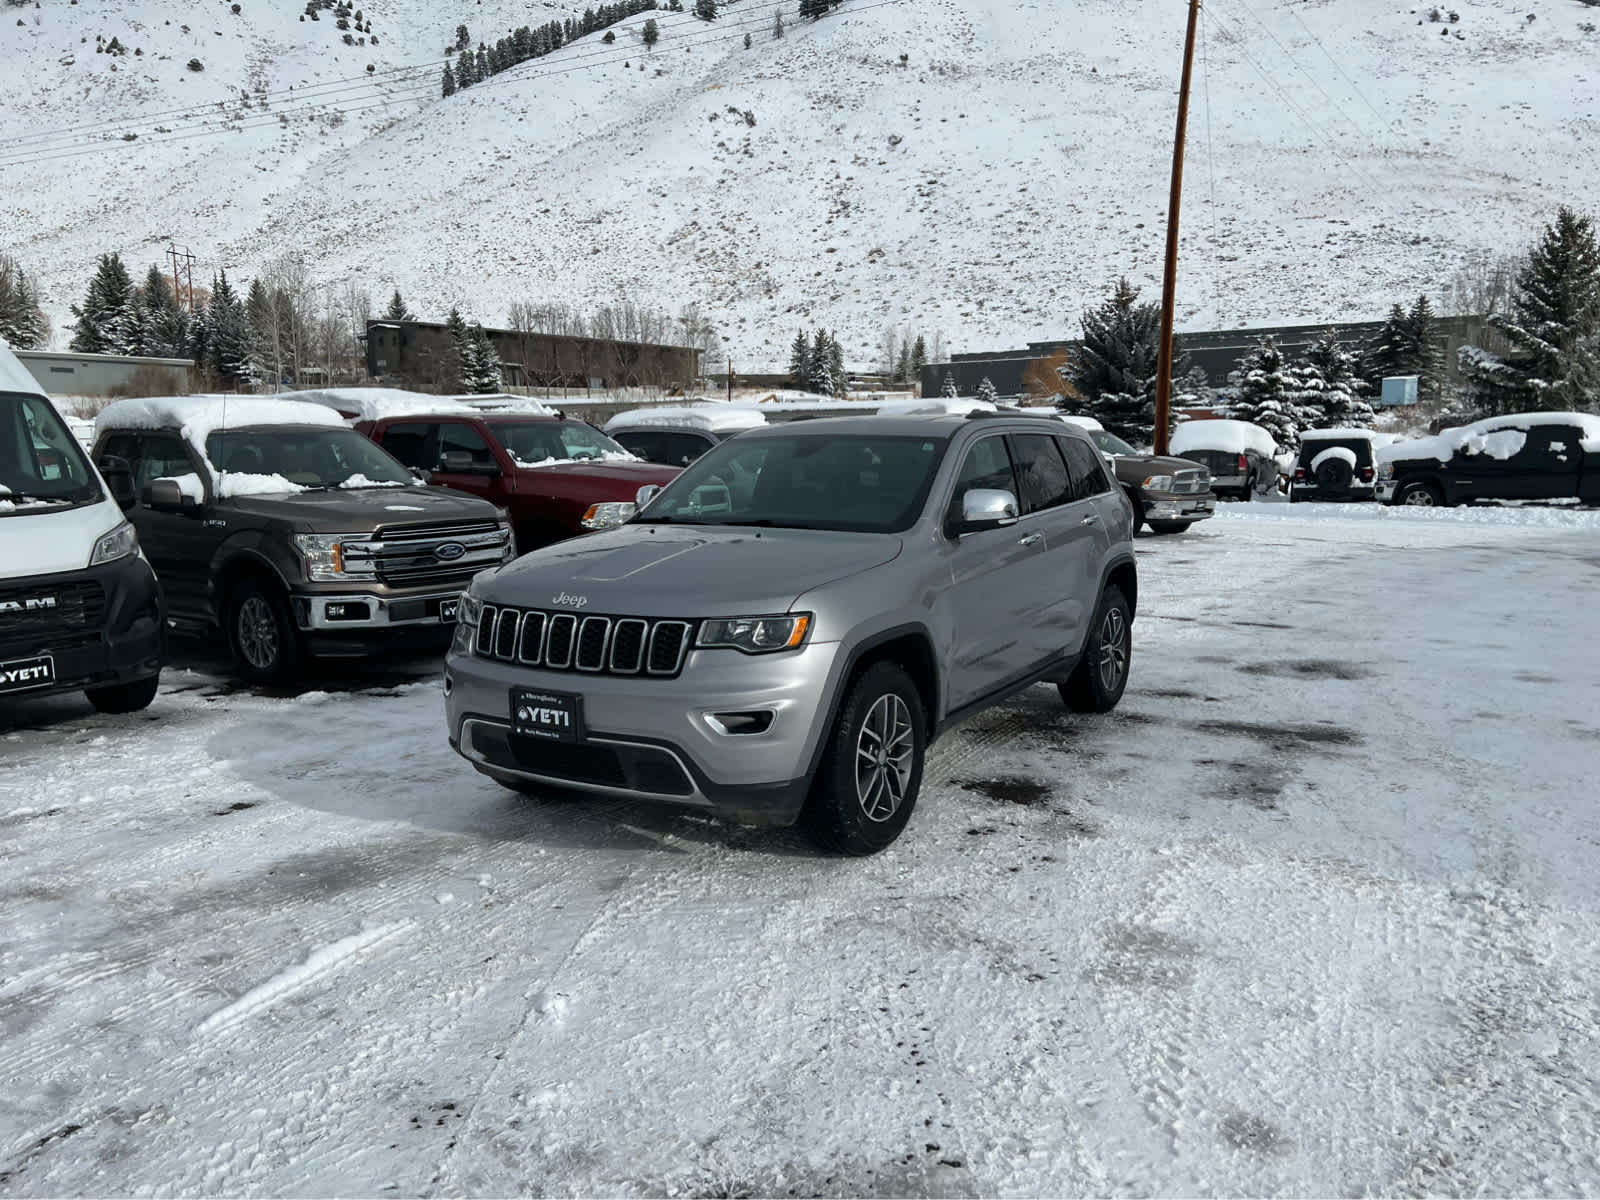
[0, 580, 106, 657]
[1170, 468, 1211, 495]
[475, 605, 694, 678]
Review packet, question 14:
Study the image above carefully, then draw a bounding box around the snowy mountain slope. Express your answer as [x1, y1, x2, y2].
[2, 0, 1597, 368]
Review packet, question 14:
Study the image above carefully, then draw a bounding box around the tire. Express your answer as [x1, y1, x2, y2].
[1146, 521, 1191, 534]
[85, 674, 160, 714]
[801, 661, 926, 856]
[1059, 585, 1132, 714]
[1394, 479, 1443, 508]
[227, 576, 304, 684]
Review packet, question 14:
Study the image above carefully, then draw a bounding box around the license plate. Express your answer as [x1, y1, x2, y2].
[0, 655, 55, 694]
[511, 687, 584, 743]
[438, 597, 460, 624]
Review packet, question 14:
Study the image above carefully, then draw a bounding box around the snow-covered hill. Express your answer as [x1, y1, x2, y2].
[3, 0, 1597, 368]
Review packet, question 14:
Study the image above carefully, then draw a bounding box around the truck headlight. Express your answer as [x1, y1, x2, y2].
[89, 520, 139, 566]
[293, 533, 374, 582]
[697, 613, 811, 654]
[1140, 475, 1174, 492]
[581, 502, 636, 530]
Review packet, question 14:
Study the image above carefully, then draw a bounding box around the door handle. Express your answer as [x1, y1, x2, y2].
[1018, 532, 1043, 547]
[1080, 512, 1100, 525]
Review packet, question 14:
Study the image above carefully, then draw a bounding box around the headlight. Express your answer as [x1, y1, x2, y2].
[581, 502, 636, 530]
[1378, 462, 1394, 479]
[89, 520, 139, 566]
[1141, 475, 1174, 492]
[697, 613, 812, 654]
[457, 590, 483, 629]
[292, 533, 374, 582]
[500, 520, 517, 560]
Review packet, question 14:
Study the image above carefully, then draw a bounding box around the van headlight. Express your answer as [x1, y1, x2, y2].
[89, 521, 139, 566]
[697, 613, 812, 654]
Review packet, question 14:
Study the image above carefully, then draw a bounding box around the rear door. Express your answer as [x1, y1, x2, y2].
[655, 431, 716, 466]
[1010, 431, 1098, 660]
[375, 421, 436, 475]
[1512, 425, 1584, 500]
[611, 429, 664, 463]
[940, 433, 1048, 709]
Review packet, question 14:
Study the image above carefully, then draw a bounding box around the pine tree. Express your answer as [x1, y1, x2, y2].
[69, 253, 140, 355]
[0, 254, 48, 349]
[806, 328, 835, 395]
[1362, 303, 1412, 391]
[1229, 336, 1301, 452]
[1068, 277, 1170, 443]
[244, 279, 277, 386]
[135, 264, 189, 359]
[642, 17, 659, 45]
[786, 329, 811, 388]
[975, 376, 998, 405]
[475, 45, 489, 79]
[455, 46, 476, 87]
[826, 331, 846, 396]
[940, 371, 959, 399]
[695, 0, 717, 18]
[1299, 330, 1375, 427]
[384, 289, 414, 322]
[894, 341, 911, 385]
[1461, 205, 1600, 415]
[441, 62, 456, 97]
[1406, 293, 1445, 402]
[910, 334, 927, 380]
[461, 323, 503, 393]
[203, 271, 251, 387]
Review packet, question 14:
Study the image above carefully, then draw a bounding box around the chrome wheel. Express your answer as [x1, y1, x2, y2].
[855, 693, 915, 823]
[237, 594, 280, 670]
[1097, 606, 1129, 693]
[1401, 485, 1436, 506]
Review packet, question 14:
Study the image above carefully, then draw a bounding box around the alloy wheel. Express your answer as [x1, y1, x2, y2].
[1402, 487, 1436, 506]
[237, 595, 280, 670]
[855, 693, 915, 823]
[1098, 606, 1129, 693]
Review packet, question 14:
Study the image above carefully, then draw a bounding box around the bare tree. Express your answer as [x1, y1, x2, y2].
[878, 324, 900, 378]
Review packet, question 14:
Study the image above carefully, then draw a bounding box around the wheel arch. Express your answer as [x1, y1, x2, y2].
[214, 550, 292, 623]
[1102, 555, 1138, 617]
[804, 623, 941, 778]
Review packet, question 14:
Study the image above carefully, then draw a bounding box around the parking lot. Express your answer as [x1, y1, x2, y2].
[3, 504, 1599, 1196]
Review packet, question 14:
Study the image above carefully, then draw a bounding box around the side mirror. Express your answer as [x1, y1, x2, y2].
[957, 488, 1019, 532]
[409, 467, 431, 484]
[438, 450, 500, 476]
[148, 477, 197, 512]
[98, 454, 138, 512]
[635, 483, 663, 508]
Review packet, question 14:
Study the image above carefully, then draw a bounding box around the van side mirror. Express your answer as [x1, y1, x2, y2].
[148, 477, 197, 512]
[97, 455, 138, 512]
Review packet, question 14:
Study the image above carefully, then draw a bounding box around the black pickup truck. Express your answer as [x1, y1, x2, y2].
[92, 396, 514, 681]
[1376, 413, 1600, 507]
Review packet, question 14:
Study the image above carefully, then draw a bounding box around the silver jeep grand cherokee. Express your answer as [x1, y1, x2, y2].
[445, 411, 1137, 854]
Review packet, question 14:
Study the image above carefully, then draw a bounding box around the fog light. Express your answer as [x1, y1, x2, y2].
[705, 710, 775, 735]
[325, 601, 371, 622]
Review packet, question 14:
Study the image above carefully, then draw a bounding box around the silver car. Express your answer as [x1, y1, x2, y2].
[444, 412, 1137, 854]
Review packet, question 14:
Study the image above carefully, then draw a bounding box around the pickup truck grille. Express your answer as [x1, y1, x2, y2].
[344, 519, 509, 590]
[0, 580, 106, 657]
[474, 605, 695, 678]
[1170, 468, 1211, 495]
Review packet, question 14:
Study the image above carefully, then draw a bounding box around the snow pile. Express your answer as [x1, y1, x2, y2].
[604, 406, 767, 434]
[448, 394, 557, 415]
[1057, 415, 1104, 431]
[169, 472, 206, 504]
[217, 473, 306, 498]
[1382, 412, 1600, 465]
[283, 388, 478, 422]
[95, 396, 344, 444]
[1171, 418, 1276, 458]
[338, 474, 404, 489]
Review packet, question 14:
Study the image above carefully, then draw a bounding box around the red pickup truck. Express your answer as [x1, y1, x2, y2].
[291, 392, 679, 551]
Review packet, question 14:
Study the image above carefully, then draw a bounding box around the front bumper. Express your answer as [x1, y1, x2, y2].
[1376, 480, 1397, 502]
[292, 588, 462, 632]
[443, 639, 848, 825]
[0, 555, 165, 702]
[1143, 493, 1215, 521]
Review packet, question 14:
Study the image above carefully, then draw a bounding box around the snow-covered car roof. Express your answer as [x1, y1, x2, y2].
[95, 395, 346, 442]
[604, 405, 768, 434]
[1170, 418, 1277, 458]
[447, 393, 557, 414]
[283, 388, 481, 422]
[1379, 411, 1600, 464]
[1055, 414, 1104, 431]
[875, 398, 997, 417]
[1300, 427, 1402, 445]
[0, 338, 47, 397]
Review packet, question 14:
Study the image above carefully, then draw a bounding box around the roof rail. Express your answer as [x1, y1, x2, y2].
[966, 407, 1060, 420]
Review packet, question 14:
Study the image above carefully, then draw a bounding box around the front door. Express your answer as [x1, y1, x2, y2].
[114, 432, 218, 623]
[940, 434, 1049, 710]
[427, 420, 505, 506]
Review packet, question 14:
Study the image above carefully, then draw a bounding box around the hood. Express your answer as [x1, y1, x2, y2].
[2, 495, 128, 578]
[223, 485, 503, 531]
[513, 460, 680, 502]
[476, 524, 903, 618]
[1112, 454, 1206, 483]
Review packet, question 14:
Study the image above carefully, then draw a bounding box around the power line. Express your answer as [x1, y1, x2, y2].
[1281, 3, 1393, 127]
[1, 2, 893, 164]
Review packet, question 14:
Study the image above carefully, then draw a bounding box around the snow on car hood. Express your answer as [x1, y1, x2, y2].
[478, 525, 904, 618]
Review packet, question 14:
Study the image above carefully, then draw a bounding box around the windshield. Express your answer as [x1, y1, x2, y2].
[204, 427, 413, 490]
[488, 420, 634, 467]
[637, 433, 949, 534]
[1087, 429, 1137, 457]
[0, 391, 102, 515]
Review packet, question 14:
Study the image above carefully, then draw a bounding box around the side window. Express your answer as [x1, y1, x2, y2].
[659, 432, 711, 466]
[945, 435, 1016, 527]
[1011, 433, 1073, 514]
[1517, 426, 1580, 462]
[380, 422, 434, 470]
[613, 430, 661, 462]
[139, 433, 197, 489]
[99, 432, 142, 479]
[1058, 436, 1113, 500]
[437, 422, 493, 468]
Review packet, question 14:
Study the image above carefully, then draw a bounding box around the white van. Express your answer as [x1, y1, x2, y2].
[0, 341, 164, 712]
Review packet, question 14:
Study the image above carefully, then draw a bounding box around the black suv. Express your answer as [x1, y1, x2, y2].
[92, 397, 513, 681]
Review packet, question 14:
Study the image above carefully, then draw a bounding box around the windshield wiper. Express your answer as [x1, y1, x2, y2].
[0, 490, 73, 503]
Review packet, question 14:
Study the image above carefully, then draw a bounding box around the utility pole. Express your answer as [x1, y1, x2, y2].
[727, 356, 733, 403]
[1153, 0, 1202, 456]
[167, 243, 197, 312]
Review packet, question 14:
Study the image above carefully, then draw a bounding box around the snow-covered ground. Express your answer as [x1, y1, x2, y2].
[3, 505, 1599, 1195]
[4, 0, 1599, 364]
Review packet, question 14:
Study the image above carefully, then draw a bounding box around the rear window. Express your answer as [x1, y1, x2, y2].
[1297, 438, 1374, 468]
